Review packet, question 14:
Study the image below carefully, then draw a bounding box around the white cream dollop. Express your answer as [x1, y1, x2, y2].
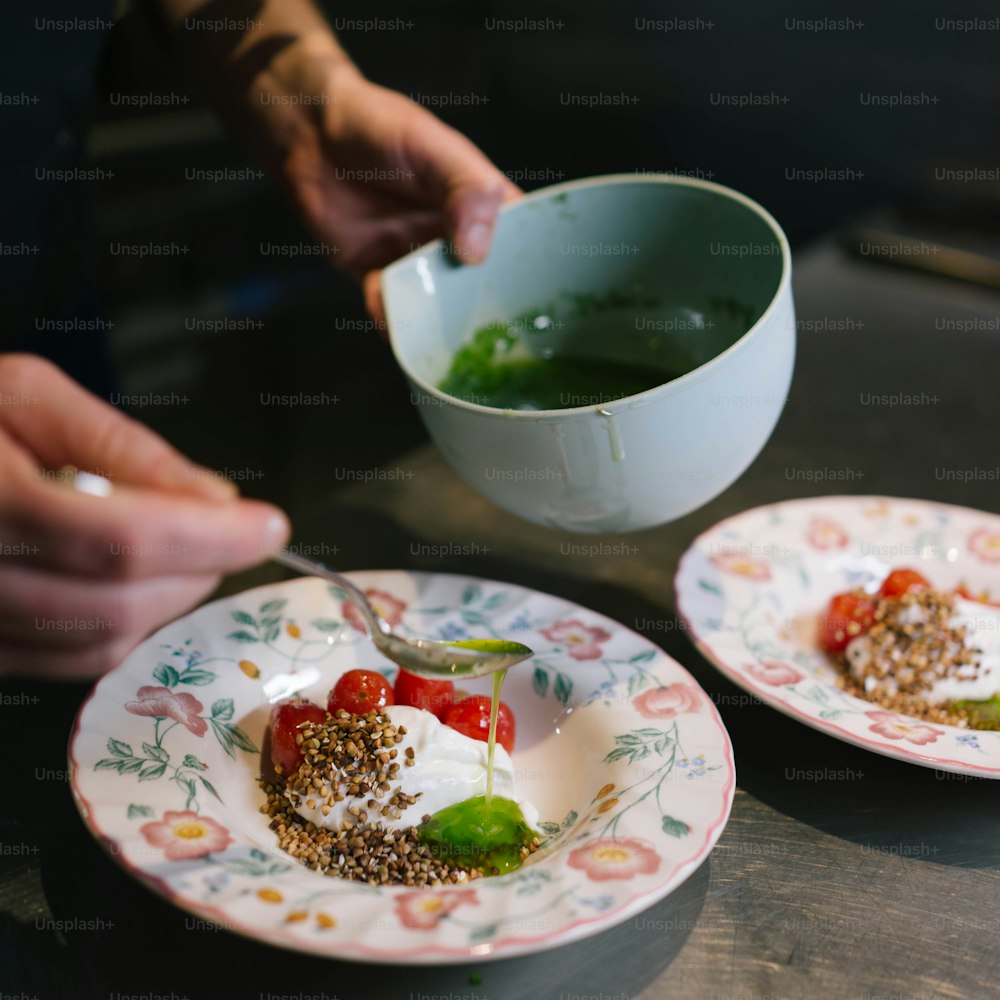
[846, 597, 1000, 702]
[288, 705, 539, 832]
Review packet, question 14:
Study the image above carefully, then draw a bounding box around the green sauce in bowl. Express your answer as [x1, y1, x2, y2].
[437, 295, 754, 411]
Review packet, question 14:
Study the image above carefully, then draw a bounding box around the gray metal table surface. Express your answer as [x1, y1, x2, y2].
[2, 240, 999, 1000]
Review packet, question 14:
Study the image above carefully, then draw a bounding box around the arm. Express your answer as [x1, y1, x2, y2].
[158, 0, 519, 318]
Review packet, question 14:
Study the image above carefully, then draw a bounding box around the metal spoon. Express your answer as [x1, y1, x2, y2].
[272, 550, 534, 679]
[60, 464, 533, 677]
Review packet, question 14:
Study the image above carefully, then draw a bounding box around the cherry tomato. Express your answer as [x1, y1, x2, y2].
[444, 695, 515, 754]
[328, 669, 394, 715]
[878, 568, 930, 598]
[818, 591, 876, 654]
[269, 698, 327, 776]
[393, 669, 454, 720]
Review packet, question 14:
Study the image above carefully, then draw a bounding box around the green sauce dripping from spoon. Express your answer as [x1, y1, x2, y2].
[485, 668, 505, 808]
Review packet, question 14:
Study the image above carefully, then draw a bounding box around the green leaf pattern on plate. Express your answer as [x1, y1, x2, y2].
[75, 572, 733, 956]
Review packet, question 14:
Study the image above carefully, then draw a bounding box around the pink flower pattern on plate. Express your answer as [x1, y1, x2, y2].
[139, 810, 233, 860]
[806, 516, 848, 550]
[968, 528, 1000, 564]
[394, 888, 478, 929]
[567, 838, 661, 881]
[709, 551, 771, 581]
[539, 619, 612, 660]
[633, 683, 700, 720]
[745, 661, 804, 686]
[342, 589, 407, 634]
[865, 711, 944, 746]
[125, 686, 207, 737]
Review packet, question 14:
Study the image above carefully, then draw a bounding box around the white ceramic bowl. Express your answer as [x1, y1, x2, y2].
[383, 174, 794, 533]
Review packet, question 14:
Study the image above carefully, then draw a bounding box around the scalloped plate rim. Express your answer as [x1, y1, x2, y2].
[674, 494, 1000, 778]
[70, 569, 736, 963]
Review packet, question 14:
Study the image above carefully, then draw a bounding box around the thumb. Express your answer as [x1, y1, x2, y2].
[447, 175, 521, 264]
[404, 110, 520, 265]
[448, 179, 507, 264]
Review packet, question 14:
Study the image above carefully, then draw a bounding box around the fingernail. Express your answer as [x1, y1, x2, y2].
[457, 222, 491, 263]
[262, 511, 291, 554]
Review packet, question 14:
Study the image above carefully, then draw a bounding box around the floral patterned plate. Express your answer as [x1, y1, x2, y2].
[69, 571, 735, 963]
[675, 495, 1000, 777]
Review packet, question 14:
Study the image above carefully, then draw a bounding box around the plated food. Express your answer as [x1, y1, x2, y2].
[675, 496, 1000, 777]
[70, 571, 734, 962]
[818, 567, 1000, 727]
[262, 669, 539, 884]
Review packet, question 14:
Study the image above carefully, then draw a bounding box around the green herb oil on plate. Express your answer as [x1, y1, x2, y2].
[418, 668, 536, 874]
[417, 794, 535, 875]
[954, 696, 1000, 731]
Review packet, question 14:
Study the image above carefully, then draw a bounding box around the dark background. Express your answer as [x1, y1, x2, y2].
[3, 3, 1000, 998]
[79, 0, 999, 529]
